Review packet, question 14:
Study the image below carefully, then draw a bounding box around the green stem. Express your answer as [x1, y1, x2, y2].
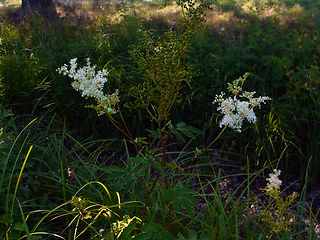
[196, 124, 228, 157]
[108, 114, 133, 142]
[172, 124, 228, 188]
[158, 113, 174, 231]
[139, 173, 161, 232]
[117, 103, 134, 141]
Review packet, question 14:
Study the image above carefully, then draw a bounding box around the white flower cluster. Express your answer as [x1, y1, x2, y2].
[213, 74, 271, 132]
[265, 169, 282, 193]
[57, 58, 119, 115]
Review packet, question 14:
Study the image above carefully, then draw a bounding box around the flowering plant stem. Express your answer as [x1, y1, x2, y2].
[106, 105, 171, 231]
[172, 124, 228, 187]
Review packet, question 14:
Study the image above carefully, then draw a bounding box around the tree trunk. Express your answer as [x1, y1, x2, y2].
[21, 0, 59, 21]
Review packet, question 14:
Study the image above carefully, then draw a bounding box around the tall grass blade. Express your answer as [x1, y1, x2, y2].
[74, 181, 112, 201]
[5, 134, 29, 221]
[10, 145, 33, 220]
[18, 232, 65, 240]
[0, 118, 37, 190]
[16, 197, 31, 240]
[31, 201, 70, 232]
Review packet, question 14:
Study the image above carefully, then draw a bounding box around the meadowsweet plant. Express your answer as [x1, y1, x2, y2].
[56, 1, 208, 233]
[56, 2, 274, 236]
[57, 58, 119, 115]
[57, 67, 273, 236]
[57, 60, 273, 236]
[261, 169, 299, 238]
[213, 73, 271, 132]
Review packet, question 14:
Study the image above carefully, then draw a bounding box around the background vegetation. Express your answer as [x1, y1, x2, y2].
[0, 0, 319, 239]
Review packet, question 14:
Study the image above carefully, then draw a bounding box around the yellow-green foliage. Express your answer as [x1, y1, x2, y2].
[127, 7, 205, 118]
[71, 196, 89, 211]
[261, 190, 298, 234]
[0, 0, 20, 7]
[128, 29, 192, 117]
[261, 170, 299, 236]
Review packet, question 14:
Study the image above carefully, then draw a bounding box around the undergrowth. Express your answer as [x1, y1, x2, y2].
[0, 0, 319, 239]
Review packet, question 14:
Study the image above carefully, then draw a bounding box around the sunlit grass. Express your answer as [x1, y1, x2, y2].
[53, 0, 318, 31]
[0, 0, 20, 7]
[0, 0, 317, 30]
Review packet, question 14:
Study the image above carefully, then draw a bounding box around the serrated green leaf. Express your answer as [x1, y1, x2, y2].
[186, 195, 198, 206]
[180, 130, 195, 139]
[146, 129, 160, 139]
[199, 234, 212, 240]
[0, 109, 13, 119]
[172, 197, 182, 212]
[135, 234, 151, 240]
[131, 164, 142, 173]
[144, 166, 150, 182]
[174, 187, 197, 195]
[136, 169, 145, 178]
[173, 130, 186, 143]
[165, 162, 178, 170]
[103, 166, 124, 173]
[125, 178, 135, 192]
[157, 233, 175, 240]
[102, 231, 115, 240]
[178, 232, 186, 240]
[162, 189, 173, 202]
[176, 122, 187, 128]
[189, 230, 197, 240]
[142, 222, 164, 233]
[152, 202, 159, 213]
[154, 163, 165, 175]
[176, 122, 202, 134]
[182, 199, 195, 219]
[12, 221, 24, 231]
[181, 125, 202, 134]
[107, 172, 125, 181]
[129, 157, 151, 166]
[135, 137, 148, 145]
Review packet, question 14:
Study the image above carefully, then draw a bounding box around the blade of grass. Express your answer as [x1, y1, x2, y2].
[16, 197, 31, 240]
[2, 119, 36, 235]
[10, 145, 33, 220]
[74, 181, 112, 201]
[0, 118, 37, 191]
[18, 232, 65, 240]
[31, 201, 71, 232]
[5, 134, 30, 224]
